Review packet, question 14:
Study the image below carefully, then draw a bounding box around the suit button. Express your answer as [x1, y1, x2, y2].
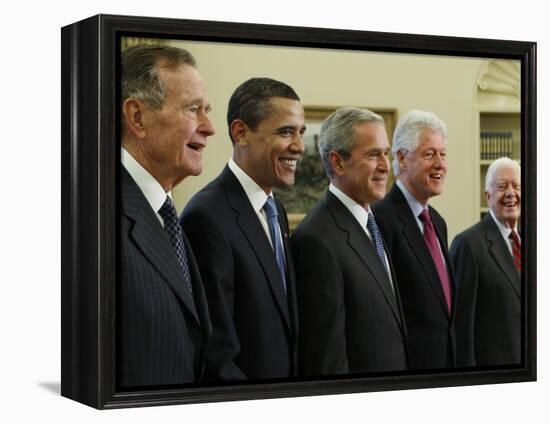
[189, 327, 200, 340]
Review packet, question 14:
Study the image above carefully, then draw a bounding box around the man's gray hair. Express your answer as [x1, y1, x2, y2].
[485, 157, 521, 191]
[319, 106, 385, 179]
[392, 110, 448, 176]
[121, 45, 196, 110]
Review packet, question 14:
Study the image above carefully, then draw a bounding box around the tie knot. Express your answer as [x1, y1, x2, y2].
[263, 196, 278, 219]
[419, 208, 431, 223]
[158, 196, 178, 222]
[509, 229, 520, 243]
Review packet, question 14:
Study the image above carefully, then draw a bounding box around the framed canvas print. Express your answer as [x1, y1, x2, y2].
[61, 14, 536, 409]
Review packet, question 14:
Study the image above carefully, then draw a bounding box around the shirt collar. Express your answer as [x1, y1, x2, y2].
[489, 209, 520, 241]
[228, 158, 271, 213]
[396, 179, 426, 218]
[121, 147, 172, 214]
[329, 183, 371, 228]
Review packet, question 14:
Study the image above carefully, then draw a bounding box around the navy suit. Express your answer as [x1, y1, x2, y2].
[372, 184, 456, 370]
[291, 191, 408, 376]
[450, 213, 521, 366]
[180, 166, 298, 381]
[120, 167, 211, 387]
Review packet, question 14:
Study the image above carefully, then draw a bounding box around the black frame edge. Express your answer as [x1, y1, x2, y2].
[61, 14, 103, 409]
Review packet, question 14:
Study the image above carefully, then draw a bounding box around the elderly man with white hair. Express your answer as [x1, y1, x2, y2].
[372, 109, 456, 370]
[450, 157, 521, 367]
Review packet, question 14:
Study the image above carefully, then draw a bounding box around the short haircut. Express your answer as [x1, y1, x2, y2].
[318, 106, 385, 179]
[227, 77, 300, 143]
[121, 45, 196, 110]
[485, 157, 521, 191]
[392, 110, 448, 176]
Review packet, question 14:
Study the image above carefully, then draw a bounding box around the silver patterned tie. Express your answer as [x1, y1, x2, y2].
[158, 196, 193, 294]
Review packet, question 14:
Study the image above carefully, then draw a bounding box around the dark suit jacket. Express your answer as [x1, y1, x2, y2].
[372, 184, 456, 370]
[291, 191, 408, 376]
[180, 166, 298, 381]
[120, 167, 211, 387]
[450, 213, 521, 366]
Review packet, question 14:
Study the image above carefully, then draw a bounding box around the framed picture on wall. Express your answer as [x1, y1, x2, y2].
[61, 14, 536, 409]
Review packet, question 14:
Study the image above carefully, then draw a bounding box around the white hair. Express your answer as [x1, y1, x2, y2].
[485, 157, 521, 191]
[392, 110, 448, 176]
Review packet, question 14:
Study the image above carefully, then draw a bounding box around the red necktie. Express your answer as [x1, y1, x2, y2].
[419, 209, 452, 314]
[509, 230, 521, 272]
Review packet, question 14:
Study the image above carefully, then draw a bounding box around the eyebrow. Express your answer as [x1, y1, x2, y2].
[275, 125, 306, 132]
[183, 97, 209, 108]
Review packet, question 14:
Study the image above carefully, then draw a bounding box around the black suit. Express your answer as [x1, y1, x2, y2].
[119, 167, 211, 387]
[372, 184, 456, 370]
[450, 214, 521, 366]
[291, 191, 408, 376]
[180, 166, 298, 381]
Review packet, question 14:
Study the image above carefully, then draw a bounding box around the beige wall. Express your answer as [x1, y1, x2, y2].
[168, 39, 487, 241]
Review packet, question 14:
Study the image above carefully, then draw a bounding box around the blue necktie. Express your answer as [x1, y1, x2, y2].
[366, 212, 390, 276]
[158, 196, 193, 294]
[263, 196, 287, 294]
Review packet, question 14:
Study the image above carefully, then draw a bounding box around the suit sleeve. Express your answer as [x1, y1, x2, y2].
[291, 230, 349, 376]
[450, 235, 478, 367]
[181, 210, 247, 381]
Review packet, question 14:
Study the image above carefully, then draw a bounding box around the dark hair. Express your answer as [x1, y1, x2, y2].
[226, 77, 300, 143]
[121, 45, 196, 110]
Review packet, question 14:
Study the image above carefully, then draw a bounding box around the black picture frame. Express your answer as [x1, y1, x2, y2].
[61, 13, 536, 409]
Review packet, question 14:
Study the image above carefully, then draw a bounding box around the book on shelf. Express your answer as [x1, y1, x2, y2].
[480, 131, 513, 160]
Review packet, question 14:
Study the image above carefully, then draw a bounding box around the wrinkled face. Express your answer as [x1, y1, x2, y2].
[239, 97, 305, 193]
[336, 122, 390, 207]
[399, 128, 447, 205]
[486, 163, 521, 227]
[140, 64, 215, 189]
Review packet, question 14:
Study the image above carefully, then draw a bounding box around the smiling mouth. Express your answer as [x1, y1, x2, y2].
[429, 173, 443, 181]
[503, 200, 519, 208]
[188, 142, 205, 152]
[280, 158, 297, 170]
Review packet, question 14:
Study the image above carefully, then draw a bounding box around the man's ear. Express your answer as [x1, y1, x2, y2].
[329, 151, 345, 177]
[230, 120, 249, 146]
[397, 150, 407, 171]
[122, 98, 147, 138]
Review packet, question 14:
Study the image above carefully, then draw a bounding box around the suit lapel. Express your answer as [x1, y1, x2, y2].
[325, 192, 403, 329]
[218, 167, 291, 330]
[390, 186, 450, 316]
[483, 214, 521, 298]
[278, 201, 299, 343]
[121, 168, 199, 322]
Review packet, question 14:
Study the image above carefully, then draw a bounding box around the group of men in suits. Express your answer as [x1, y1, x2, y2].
[119, 44, 522, 387]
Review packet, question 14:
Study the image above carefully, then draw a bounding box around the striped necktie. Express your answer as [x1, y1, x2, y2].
[419, 209, 452, 314]
[509, 229, 521, 272]
[158, 196, 193, 294]
[263, 196, 287, 294]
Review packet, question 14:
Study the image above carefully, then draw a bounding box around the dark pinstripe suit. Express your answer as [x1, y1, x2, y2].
[120, 167, 211, 387]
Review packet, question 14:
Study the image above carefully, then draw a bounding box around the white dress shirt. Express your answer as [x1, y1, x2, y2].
[396, 179, 448, 268]
[329, 183, 393, 288]
[121, 147, 173, 226]
[228, 158, 279, 248]
[489, 209, 520, 255]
